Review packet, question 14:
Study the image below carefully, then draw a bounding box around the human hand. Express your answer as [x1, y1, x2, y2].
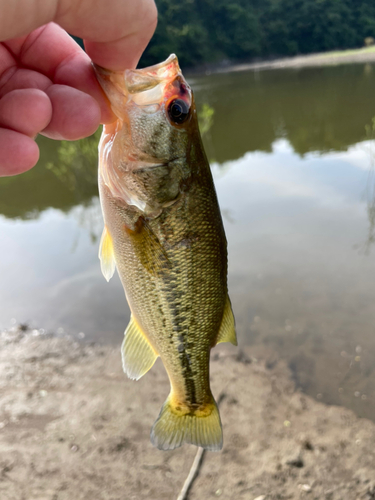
[0, 0, 157, 176]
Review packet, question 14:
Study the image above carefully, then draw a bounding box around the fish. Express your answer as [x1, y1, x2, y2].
[94, 54, 237, 451]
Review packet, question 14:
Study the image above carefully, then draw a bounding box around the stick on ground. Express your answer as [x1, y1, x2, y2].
[176, 446, 205, 500]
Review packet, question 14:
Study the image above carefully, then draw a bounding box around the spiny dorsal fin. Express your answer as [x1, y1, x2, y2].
[215, 296, 237, 346]
[99, 226, 116, 282]
[122, 315, 159, 380]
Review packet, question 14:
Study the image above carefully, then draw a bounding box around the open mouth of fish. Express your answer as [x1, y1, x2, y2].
[94, 54, 190, 118]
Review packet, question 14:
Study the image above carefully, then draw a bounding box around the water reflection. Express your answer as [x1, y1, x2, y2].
[0, 201, 128, 338]
[215, 139, 375, 420]
[0, 133, 99, 220]
[194, 63, 375, 162]
[1, 63, 375, 421]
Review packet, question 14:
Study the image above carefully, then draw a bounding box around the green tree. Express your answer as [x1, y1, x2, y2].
[140, 0, 375, 68]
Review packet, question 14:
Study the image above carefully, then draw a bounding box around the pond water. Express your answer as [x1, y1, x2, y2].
[1, 63, 375, 420]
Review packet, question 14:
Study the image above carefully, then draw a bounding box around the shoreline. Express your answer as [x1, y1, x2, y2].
[187, 46, 375, 76]
[1, 326, 375, 499]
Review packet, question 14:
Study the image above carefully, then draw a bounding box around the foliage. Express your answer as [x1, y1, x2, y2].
[140, 0, 375, 67]
[198, 103, 215, 137]
[46, 129, 100, 192]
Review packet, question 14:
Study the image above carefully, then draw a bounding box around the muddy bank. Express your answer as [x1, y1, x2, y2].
[1, 326, 375, 500]
[189, 47, 375, 75]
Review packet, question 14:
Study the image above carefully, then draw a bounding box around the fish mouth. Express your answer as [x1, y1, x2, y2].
[135, 54, 180, 77]
[125, 54, 181, 94]
[93, 54, 182, 102]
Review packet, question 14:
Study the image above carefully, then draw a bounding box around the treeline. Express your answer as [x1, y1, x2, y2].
[140, 0, 375, 67]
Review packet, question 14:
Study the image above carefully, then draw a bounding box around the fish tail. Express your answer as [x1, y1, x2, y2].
[150, 392, 223, 451]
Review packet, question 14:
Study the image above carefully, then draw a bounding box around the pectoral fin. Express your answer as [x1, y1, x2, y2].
[99, 226, 116, 282]
[122, 315, 159, 380]
[215, 296, 237, 346]
[126, 217, 171, 276]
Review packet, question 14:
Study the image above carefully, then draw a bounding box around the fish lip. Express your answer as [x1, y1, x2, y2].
[131, 54, 179, 77]
[92, 63, 113, 77]
[93, 54, 179, 81]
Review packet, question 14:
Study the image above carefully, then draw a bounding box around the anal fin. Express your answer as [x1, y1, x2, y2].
[215, 296, 237, 346]
[122, 315, 158, 380]
[99, 225, 116, 282]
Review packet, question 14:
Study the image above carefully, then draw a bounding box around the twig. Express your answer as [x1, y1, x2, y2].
[176, 447, 205, 500]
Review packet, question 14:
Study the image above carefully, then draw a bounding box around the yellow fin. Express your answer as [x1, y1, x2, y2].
[122, 315, 158, 380]
[215, 296, 237, 346]
[150, 393, 223, 451]
[99, 226, 116, 282]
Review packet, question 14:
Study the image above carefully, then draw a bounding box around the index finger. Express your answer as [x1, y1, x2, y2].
[57, 0, 158, 70]
[4, 24, 115, 123]
[1, 0, 157, 71]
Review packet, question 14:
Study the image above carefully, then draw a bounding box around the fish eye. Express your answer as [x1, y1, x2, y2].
[167, 98, 190, 125]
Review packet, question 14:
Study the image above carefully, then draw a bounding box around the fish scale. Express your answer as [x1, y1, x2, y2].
[95, 54, 237, 451]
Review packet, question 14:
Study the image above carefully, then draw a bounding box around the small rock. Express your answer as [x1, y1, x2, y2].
[110, 437, 130, 453]
[303, 440, 314, 451]
[236, 350, 252, 364]
[254, 496, 266, 500]
[286, 456, 304, 468]
[299, 484, 312, 492]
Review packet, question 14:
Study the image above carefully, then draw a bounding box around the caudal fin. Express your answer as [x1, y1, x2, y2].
[150, 393, 223, 451]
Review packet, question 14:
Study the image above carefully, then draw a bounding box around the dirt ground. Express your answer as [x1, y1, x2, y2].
[1, 326, 375, 500]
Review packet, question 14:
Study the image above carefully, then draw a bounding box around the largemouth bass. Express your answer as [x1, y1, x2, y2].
[94, 54, 236, 451]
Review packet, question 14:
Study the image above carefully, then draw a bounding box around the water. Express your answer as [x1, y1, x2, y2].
[1, 63, 375, 419]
